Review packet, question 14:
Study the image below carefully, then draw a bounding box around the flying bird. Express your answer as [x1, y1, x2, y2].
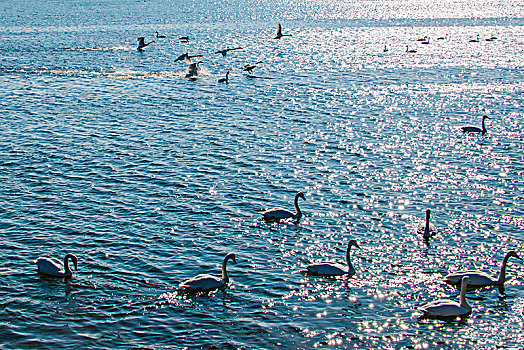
[243, 61, 263, 72]
[137, 37, 155, 51]
[174, 53, 203, 64]
[215, 47, 243, 57]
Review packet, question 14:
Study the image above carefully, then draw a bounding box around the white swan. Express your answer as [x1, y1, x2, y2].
[215, 47, 243, 57]
[180, 252, 237, 292]
[416, 209, 437, 239]
[274, 23, 291, 39]
[444, 250, 521, 287]
[243, 61, 263, 72]
[174, 53, 203, 64]
[305, 240, 360, 276]
[218, 71, 229, 83]
[35, 253, 78, 277]
[461, 115, 490, 134]
[420, 276, 471, 318]
[262, 192, 306, 221]
[137, 37, 155, 51]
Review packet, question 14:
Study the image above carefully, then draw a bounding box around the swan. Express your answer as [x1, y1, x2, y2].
[421, 37, 430, 44]
[218, 71, 229, 83]
[174, 53, 203, 64]
[215, 47, 243, 57]
[137, 37, 155, 51]
[417, 36, 428, 42]
[406, 46, 417, 53]
[461, 115, 490, 134]
[262, 192, 306, 221]
[185, 61, 202, 78]
[155, 31, 166, 38]
[35, 253, 78, 277]
[416, 209, 437, 239]
[469, 34, 480, 43]
[305, 240, 360, 276]
[437, 34, 447, 40]
[180, 252, 237, 292]
[243, 61, 263, 72]
[420, 276, 472, 318]
[274, 23, 291, 39]
[179, 36, 190, 43]
[383, 45, 388, 52]
[443, 250, 521, 287]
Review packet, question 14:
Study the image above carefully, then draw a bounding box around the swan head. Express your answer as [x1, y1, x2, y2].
[460, 276, 469, 289]
[507, 250, 521, 260]
[297, 192, 306, 201]
[425, 209, 431, 218]
[226, 252, 237, 264]
[348, 239, 360, 250]
[65, 253, 78, 271]
[483, 115, 490, 120]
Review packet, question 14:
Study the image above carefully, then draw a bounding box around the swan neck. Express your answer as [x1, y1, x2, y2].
[222, 255, 230, 283]
[497, 254, 510, 285]
[460, 280, 471, 311]
[294, 195, 302, 218]
[64, 255, 72, 276]
[346, 244, 354, 271]
[482, 118, 487, 133]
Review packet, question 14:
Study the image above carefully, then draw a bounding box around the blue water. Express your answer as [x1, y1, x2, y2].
[1, 0, 524, 348]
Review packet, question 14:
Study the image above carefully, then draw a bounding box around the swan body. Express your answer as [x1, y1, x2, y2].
[180, 253, 237, 292]
[174, 53, 203, 64]
[274, 23, 291, 39]
[218, 71, 229, 83]
[179, 36, 190, 43]
[444, 250, 521, 287]
[461, 115, 489, 134]
[406, 46, 417, 53]
[420, 276, 471, 318]
[469, 34, 480, 43]
[137, 37, 155, 51]
[416, 209, 437, 239]
[243, 61, 263, 72]
[306, 240, 360, 276]
[155, 31, 166, 38]
[215, 47, 243, 57]
[417, 36, 428, 42]
[35, 253, 78, 277]
[262, 192, 306, 221]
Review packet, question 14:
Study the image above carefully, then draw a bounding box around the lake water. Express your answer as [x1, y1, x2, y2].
[1, 0, 523, 348]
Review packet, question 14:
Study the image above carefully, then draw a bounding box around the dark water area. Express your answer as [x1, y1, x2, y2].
[1, 0, 523, 348]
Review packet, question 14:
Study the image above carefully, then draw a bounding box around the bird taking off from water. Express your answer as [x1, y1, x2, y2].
[215, 47, 243, 57]
[243, 61, 263, 72]
[137, 37, 155, 51]
[274, 23, 291, 39]
[174, 53, 203, 64]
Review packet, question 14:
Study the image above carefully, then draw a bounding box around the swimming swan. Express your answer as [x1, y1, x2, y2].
[35, 253, 78, 277]
[443, 250, 521, 287]
[406, 46, 417, 53]
[274, 23, 291, 39]
[420, 276, 471, 318]
[180, 252, 237, 292]
[218, 71, 229, 83]
[262, 192, 306, 221]
[461, 115, 490, 134]
[305, 240, 360, 276]
[137, 37, 155, 51]
[416, 209, 437, 239]
[155, 31, 166, 38]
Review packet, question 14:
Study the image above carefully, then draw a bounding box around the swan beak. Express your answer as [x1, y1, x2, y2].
[354, 241, 361, 249]
[232, 256, 237, 264]
[515, 253, 522, 260]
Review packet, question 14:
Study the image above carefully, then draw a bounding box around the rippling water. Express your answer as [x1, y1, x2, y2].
[1, 0, 524, 348]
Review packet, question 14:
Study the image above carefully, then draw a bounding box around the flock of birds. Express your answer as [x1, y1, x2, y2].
[33, 25, 510, 322]
[398, 32, 498, 54]
[36, 190, 520, 320]
[136, 23, 293, 82]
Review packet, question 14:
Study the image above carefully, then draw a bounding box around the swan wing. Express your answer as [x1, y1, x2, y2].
[444, 271, 495, 286]
[306, 262, 347, 276]
[180, 274, 225, 291]
[262, 208, 295, 220]
[421, 300, 469, 317]
[36, 257, 65, 276]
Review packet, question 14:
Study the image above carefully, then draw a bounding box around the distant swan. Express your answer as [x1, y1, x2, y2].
[421, 37, 430, 44]
[35, 253, 78, 277]
[417, 36, 428, 42]
[218, 71, 229, 83]
[420, 276, 471, 318]
[305, 240, 360, 276]
[383, 45, 388, 52]
[416, 209, 437, 239]
[469, 34, 480, 43]
[215, 47, 243, 57]
[444, 250, 521, 287]
[185, 61, 202, 78]
[274, 23, 291, 39]
[155, 31, 166, 38]
[179, 36, 190, 43]
[180, 252, 237, 292]
[262, 192, 306, 221]
[137, 37, 155, 51]
[406, 46, 417, 53]
[174, 53, 203, 64]
[485, 35, 497, 42]
[461, 115, 490, 134]
[243, 61, 263, 72]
